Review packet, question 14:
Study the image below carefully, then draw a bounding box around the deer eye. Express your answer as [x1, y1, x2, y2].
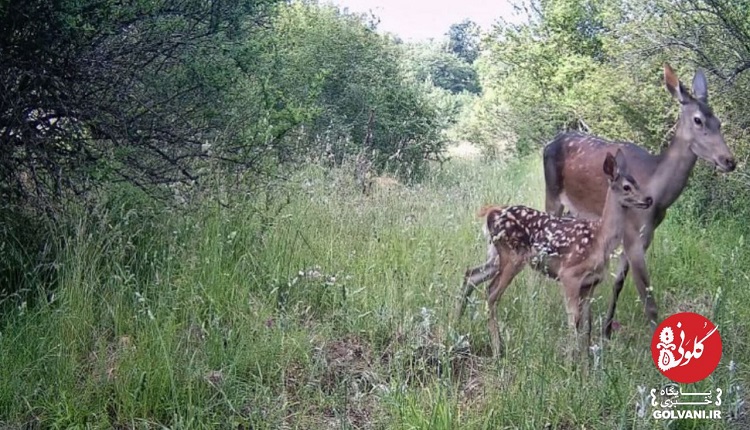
[623, 184, 632, 192]
[694, 117, 703, 126]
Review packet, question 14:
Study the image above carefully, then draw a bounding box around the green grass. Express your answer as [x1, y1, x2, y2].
[0, 155, 748, 429]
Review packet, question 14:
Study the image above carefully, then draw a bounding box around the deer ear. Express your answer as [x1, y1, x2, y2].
[693, 69, 708, 103]
[664, 63, 688, 103]
[614, 148, 628, 175]
[603, 153, 617, 179]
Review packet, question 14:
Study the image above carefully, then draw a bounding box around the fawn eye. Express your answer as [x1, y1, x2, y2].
[694, 117, 703, 126]
[623, 184, 632, 192]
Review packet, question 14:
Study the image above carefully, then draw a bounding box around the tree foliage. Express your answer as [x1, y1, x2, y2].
[615, 0, 750, 157]
[459, 0, 750, 214]
[469, 0, 671, 154]
[0, 0, 450, 210]
[0, 0, 287, 206]
[403, 42, 481, 95]
[269, 3, 447, 179]
[446, 19, 481, 64]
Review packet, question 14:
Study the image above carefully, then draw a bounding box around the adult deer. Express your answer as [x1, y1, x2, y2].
[542, 64, 736, 338]
[455, 150, 652, 357]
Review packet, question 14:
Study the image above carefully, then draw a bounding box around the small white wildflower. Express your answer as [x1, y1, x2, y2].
[635, 385, 648, 418]
[590, 343, 602, 369]
[635, 402, 646, 418]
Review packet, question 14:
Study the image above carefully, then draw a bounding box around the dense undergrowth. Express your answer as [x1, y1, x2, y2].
[0, 155, 748, 429]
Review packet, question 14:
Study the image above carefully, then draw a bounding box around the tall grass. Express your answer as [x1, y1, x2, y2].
[0, 155, 747, 429]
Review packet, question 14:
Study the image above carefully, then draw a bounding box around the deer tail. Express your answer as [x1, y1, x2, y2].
[477, 205, 506, 242]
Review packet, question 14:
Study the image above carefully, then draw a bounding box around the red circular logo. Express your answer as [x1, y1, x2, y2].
[651, 312, 722, 383]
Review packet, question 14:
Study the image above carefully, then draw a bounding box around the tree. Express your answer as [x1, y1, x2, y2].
[470, 0, 667, 154]
[0, 0, 284, 207]
[403, 43, 481, 94]
[446, 19, 481, 64]
[264, 3, 448, 179]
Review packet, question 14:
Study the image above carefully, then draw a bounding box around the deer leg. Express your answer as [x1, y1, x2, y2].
[486, 259, 522, 357]
[543, 141, 565, 217]
[455, 255, 499, 321]
[545, 190, 565, 217]
[604, 253, 630, 339]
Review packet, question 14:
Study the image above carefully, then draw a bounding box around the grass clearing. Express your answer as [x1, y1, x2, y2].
[0, 155, 748, 429]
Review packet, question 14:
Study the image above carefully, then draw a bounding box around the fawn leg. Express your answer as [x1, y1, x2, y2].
[561, 275, 583, 363]
[487, 258, 522, 357]
[625, 222, 658, 332]
[578, 282, 598, 353]
[605, 218, 658, 337]
[604, 253, 629, 339]
[455, 255, 498, 321]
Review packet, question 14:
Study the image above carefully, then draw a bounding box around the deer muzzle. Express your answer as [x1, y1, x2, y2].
[717, 155, 737, 173]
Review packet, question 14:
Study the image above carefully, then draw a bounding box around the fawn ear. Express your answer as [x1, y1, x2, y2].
[664, 63, 689, 104]
[603, 153, 617, 180]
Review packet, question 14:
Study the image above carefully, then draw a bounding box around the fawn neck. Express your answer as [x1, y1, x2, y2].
[594, 185, 627, 261]
[651, 131, 698, 209]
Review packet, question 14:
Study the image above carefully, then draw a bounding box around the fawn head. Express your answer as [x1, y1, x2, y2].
[663, 63, 735, 173]
[603, 149, 653, 209]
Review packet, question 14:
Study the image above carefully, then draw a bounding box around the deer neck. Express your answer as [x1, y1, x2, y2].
[594, 186, 626, 260]
[652, 131, 698, 208]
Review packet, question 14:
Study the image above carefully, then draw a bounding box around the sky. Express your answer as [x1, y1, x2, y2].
[324, 0, 521, 41]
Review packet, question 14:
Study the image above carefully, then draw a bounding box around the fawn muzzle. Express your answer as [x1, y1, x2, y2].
[636, 196, 653, 209]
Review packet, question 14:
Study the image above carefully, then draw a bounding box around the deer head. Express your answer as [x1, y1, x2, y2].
[664, 63, 736, 173]
[603, 149, 653, 209]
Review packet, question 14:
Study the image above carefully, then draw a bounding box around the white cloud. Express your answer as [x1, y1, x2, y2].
[324, 0, 522, 41]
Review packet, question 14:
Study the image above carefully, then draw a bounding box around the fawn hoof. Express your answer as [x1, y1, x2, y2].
[490, 339, 506, 358]
[492, 345, 505, 358]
